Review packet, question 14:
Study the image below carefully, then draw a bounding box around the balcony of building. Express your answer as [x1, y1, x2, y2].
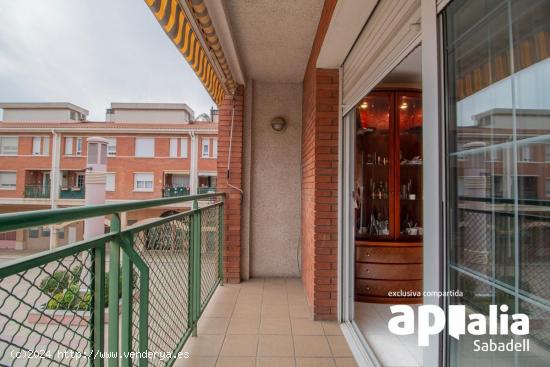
[23, 170, 51, 199]
[59, 170, 85, 199]
[163, 172, 190, 197]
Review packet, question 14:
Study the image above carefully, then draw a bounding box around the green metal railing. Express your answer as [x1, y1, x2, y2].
[162, 187, 189, 198]
[0, 193, 224, 367]
[59, 186, 85, 199]
[24, 185, 50, 199]
[197, 187, 216, 195]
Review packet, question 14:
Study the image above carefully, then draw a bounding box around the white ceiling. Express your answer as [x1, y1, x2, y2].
[380, 46, 422, 84]
[223, 0, 324, 83]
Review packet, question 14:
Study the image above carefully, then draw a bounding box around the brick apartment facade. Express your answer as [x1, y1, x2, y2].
[0, 103, 218, 251]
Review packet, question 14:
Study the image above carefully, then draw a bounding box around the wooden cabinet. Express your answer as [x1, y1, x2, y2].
[354, 90, 423, 304]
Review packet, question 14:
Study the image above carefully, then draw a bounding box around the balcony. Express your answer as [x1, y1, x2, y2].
[198, 186, 216, 195]
[59, 186, 85, 199]
[0, 193, 225, 366]
[24, 185, 50, 199]
[163, 186, 190, 197]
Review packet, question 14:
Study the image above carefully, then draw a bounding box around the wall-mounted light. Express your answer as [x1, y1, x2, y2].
[360, 101, 369, 109]
[271, 117, 287, 132]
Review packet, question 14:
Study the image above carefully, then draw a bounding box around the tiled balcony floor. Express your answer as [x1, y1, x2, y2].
[177, 278, 357, 367]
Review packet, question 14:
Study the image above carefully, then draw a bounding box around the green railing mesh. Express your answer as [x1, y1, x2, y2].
[0, 193, 224, 367]
[200, 206, 220, 310]
[0, 248, 97, 366]
[131, 215, 191, 367]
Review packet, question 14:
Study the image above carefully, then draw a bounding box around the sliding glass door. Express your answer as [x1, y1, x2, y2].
[444, 0, 550, 365]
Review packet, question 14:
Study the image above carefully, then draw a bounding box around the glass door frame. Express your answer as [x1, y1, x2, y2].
[337, 2, 445, 367]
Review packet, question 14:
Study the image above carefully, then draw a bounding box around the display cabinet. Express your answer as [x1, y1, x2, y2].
[354, 90, 423, 304]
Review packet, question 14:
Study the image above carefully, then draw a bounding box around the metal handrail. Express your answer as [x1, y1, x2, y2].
[0, 192, 224, 233]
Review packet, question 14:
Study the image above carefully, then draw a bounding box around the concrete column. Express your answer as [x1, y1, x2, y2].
[84, 137, 108, 239]
[15, 229, 25, 250]
[49, 130, 61, 249]
[190, 132, 198, 195]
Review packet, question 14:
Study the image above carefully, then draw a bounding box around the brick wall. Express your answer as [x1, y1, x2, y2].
[216, 86, 244, 284]
[301, 0, 339, 320]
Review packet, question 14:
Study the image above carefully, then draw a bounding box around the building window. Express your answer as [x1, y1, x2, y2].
[202, 138, 210, 158]
[32, 136, 49, 156]
[28, 227, 39, 238]
[180, 138, 188, 158]
[0, 172, 16, 190]
[41, 227, 50, 237]
[134, 173, 154, 192]
[57, 228, 65, 240]
[107, 138, 117, 156]
[135, 138, 155, 157]
[545, 144, 550, 162]
[0, 137, 18, 155]
[106, 173, 116, 192]
[519, 145, 532, 162]
[65, 137, 73, 155]
[76, 173, 85, 188]
[32, 137, 41, 155]
[169, 138, 178, 158]
[213, 138, 218, 158]
[75, 137, 83, 156]
[546, 178, 550, 197]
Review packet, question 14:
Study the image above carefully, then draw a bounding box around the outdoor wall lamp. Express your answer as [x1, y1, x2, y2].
[271, 116, 287, 132]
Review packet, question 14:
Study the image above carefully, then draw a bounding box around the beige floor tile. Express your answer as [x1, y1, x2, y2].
[183, 334, 224, 356]
[220, 335, 259, 357]
[257, 357, 296, 367]
[334, 357, 358, 367]
[291, 318, 324, 335]
[263, 293, 288, 305]
[198, 317, 230, 334]
[174, 356, 216, 367]
[258, 335, 295, 357]
[327, 336, 353, 357]
[227, 316, 260, 334]
[260, 317, 292, 335]
[289, 303, 312, 318]
[233, 303, 262, 317]
[215, 356, 256, 367]
[203, 301, 235, 318]
[321, 322, 342, 336]
[294, 336, 332, 357]
[296, 357, 336, 367]
[236, 293, 263, 305]
[262, 303, 290, 318]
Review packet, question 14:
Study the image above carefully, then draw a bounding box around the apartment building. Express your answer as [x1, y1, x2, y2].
[0, 102, 218, 251]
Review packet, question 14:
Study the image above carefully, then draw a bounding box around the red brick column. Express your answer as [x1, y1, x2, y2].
[217, 86, 244, 284]
[301, 0, 339, 320]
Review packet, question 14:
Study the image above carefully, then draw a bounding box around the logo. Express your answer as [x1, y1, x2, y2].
[388, 304, 529, 348]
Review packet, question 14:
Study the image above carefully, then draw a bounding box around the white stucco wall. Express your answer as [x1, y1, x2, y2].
[3, 109, 73, 122]
[249, 82, 302, 277]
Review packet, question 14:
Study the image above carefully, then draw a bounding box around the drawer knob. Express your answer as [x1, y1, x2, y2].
[366, 253, 370, 257]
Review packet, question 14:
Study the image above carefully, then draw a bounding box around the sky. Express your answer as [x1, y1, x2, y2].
[0, 0, 215, 121]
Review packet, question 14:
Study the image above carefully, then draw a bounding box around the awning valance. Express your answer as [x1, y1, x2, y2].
[144, 0, 235, 105]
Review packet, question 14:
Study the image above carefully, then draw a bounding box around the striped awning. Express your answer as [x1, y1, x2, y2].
[144, 0, 236, 105]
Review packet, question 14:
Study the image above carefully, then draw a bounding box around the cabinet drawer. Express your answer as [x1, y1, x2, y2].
[356, 246, 422, 263]
[355, 263, 422, 280]
[356, 279, 422, 297]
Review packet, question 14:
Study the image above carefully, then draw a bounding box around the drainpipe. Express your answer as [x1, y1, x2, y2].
[190, 132, 198, 195]
[49, 129, 61, 249]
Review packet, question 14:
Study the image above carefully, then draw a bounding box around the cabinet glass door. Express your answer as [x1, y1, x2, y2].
[355, 92, 393, 239]
[396, 93, 423, 239]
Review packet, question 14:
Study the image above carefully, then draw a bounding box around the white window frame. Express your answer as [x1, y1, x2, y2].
[75, 138, 83, 156]
[65, 137, 74, 156]
[213, 138, 218, 158]
[107, 138, 117, 156]
[106, 172, 116, 192]
[43, 137, 50, 156]
[0, 171, 16, 190]
[135, 138, 155, 158]
[32, 137, 41, 155]
[0, 136, 18, 156]
[134, 173, 154, 192]
[169, 138, 178, 158]
[202, 138, 210, 158]
[180, 138, 188, 158]
[519, 145, 532, 162]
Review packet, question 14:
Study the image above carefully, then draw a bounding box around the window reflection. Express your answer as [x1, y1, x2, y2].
[445, 0, 550, 365]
